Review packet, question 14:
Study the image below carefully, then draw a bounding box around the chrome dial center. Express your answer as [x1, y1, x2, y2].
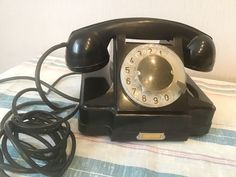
[137, 55, 173, 91]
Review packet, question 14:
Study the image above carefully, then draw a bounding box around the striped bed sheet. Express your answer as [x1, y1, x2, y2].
[0, 56, 235, 177]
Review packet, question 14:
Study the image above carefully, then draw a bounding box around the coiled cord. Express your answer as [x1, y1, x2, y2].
[0, 43, 80, 176]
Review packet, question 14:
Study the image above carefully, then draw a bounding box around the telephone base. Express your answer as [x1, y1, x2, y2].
[78, 75, 215, 141]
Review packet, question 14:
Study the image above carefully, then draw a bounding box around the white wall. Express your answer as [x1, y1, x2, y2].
[0, 0, 236, 82]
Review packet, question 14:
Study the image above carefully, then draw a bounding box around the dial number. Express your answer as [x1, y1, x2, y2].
[130, 57, 134, 63]
[142, 95, 147, 102]
[126, 78, 131, 85]
[153, 97, 158, 104]
[164, 94, 169, 101]
[132, 88, 136, 95]
[125, 67, 130, 73]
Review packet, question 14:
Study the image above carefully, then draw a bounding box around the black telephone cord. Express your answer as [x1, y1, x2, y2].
[0, 43, 80, 177]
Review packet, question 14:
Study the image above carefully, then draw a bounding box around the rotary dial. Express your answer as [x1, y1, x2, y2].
[120, 44, 186, 108]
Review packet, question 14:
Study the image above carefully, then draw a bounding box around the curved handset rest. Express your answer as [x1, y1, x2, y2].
[65, 18, 215, 73]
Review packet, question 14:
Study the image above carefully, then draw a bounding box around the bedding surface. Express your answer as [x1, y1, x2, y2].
[0, 56, 235, 177]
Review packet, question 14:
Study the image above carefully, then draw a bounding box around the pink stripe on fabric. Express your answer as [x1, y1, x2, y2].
[75, 134, 236, 168]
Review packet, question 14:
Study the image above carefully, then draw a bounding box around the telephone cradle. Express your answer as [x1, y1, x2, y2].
[65, 18, 216, 141]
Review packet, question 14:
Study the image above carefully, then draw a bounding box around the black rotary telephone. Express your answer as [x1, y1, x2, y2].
[66, 18, 216, 141]
[0, 18, 216, 176]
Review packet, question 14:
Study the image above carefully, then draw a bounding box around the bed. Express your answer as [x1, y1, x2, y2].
[0, 56, 235, 177]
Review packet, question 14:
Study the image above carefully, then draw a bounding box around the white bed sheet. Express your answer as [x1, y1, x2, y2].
[0, 56, 235, 177]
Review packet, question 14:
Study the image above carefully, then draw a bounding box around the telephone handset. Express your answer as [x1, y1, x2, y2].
[66, 18, 215, 73]
[66, 18, 216, 141]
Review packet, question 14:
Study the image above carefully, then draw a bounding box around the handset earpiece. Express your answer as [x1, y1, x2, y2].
[66, 32, 109, 73]
[184, 34, 216, 72]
